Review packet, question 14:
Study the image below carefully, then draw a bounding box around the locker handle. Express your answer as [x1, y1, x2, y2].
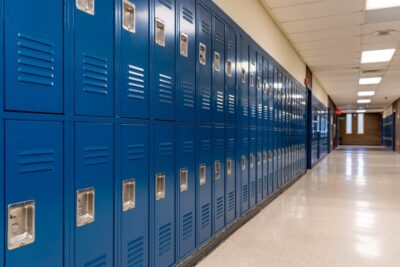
[122, 179, 136, 211]
[76, 188, 95, 227]
[241, 155, 246, 171]
[180, 33, 189, 57]
[122, 0, 136, 33]
[8, 200, 35, 250]
[180, 168, 189, 192]
[241, 68, 246, 84]
[227, 158, 232, 176]
[76, 0, 95, 15]
[257, 152, 262, 166]
[257, 77, 262, 91]
[214, 52, 221, 72]
[263, 151, 267, 164]
[156, 173, 166, 200]
[250, 73, 255, 88]
[199, 164, 206, 185]
[250, 153, 255, 168]
[155, 18, 165, 47]
[214, 160, 221, 180]
[226, 59, 233, 77]
[199, 43, 207, 65]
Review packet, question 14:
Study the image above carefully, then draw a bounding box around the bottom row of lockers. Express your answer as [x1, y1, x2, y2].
[2, 120, 306, 267]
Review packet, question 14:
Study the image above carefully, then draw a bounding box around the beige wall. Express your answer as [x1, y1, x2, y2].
[212, 0, 305, 84]
[312, 78, 329, 106]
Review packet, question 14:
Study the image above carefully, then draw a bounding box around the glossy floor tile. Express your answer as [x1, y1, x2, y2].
[197, 146, 400, 267]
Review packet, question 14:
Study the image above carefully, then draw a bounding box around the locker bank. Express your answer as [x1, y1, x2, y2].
[1, 0, 349, 266]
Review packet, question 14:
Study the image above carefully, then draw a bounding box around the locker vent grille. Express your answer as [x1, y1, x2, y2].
[182, 7, 194, 24]
[159, 74, 173, 104]
[158, 142, 173, 157]
[201, 87, 211, 111]
[250, 105, 256, 118]
[216, 197, 224, 219]
[84, 254, 106, 267]
[258, 179, 262, 195]
[201, 204, 210, 228]
[242, 99, 249, 117]
[158, 223, 172, 256]
[258, 104, 263, 119]
[228, 138, 235, 149]
[228, 94, 235, 114]
[243, 137, 248, 146]
[263, 176, 268, 190]
[227, 40, 235, 52]
[159, 0, 172, 9]
[82, 54, 109, 95]
[127, 236, 144, 266]
[182, 81, 195, 108]
[216, 91, 224, 113]
[18, 149, 55, 174]
[17, 33, 55, 87]
[127, 65, 145, 100]
[200, 139, 211, 152]
[216, 138, 224, 150]
[182, 212, 193, 240]
[201, 21, 211, 36]
[228, 191, 235, 211]
[242, 184, 248, 203]
[84, 146, 109, 166]
[182, 141, 194, 154]
[216, 32, 224, 44]
[251, 136, 256, 145]
[251, 181, 256, 198]
[127, 144, 145, 161]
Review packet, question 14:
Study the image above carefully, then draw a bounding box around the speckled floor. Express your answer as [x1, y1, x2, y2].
[197, 146, 400, 267]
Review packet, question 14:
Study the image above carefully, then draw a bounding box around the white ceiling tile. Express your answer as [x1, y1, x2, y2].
[289, 26, 362, 44]
[262, 0, 319, 9]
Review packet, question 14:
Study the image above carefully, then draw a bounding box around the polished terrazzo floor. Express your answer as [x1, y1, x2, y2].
[197, 146, 400, 267]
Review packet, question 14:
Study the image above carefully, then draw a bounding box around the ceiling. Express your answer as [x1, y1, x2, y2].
[260, 0, 400, 111]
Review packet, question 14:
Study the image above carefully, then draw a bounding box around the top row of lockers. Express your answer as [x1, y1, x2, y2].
[1, 0, 304, 123]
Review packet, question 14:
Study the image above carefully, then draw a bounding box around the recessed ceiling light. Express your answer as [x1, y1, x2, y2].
[359, 77, 382, 85]
[361, 49, 396, 63]
[357, 99, 371, 104]
[366, 0, 400, 10]
[358, 91, 375, 96]
[357, 109, 367, 113]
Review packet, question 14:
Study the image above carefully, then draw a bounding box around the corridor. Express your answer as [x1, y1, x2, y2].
[198, 146, 400, 267]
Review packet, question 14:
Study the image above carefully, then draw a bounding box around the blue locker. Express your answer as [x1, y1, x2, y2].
[5, 121, 63, 267]
[0, 119, 3, 267]
[152, 0, 176, 120]
[238, 36, 249, 127]
[225, 127, 236, 224]
[119, 0, 150, 119]
[257, 52, 263, 127]
[225, 27, 236, 125]
[75, 123, 113, 266]
[212, 17, 225, 124]
[249, 127, 256, 208]
[153, 123, 175, 267]
[273, 135, 279, 192]
[196, 125, 212, 244]
[197, 5, 212, 123]
[120, 123, 149, 267]
[213, 126, 225, 232]
[5, 0, 63, 113]
[176, 0, 196, 122]
[74, 0, 114, 117]
[262, 128, 268, 199]
[176, 124, 196, 259]
[256, 126, 263, 202]
[262, 58, 269, 199]
[249, 47, 257, 127]
[239, 127, 249, 213]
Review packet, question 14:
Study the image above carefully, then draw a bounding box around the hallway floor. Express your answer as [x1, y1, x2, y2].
[197, 146, 400, 267]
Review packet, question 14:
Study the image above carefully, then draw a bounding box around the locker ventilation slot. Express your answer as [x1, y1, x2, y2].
[201, 87, 211, 111]
[82, 54, 108, 95]
[216, 91, 224, 112]
[84, 254, 106, 267]
[158, 223, 172, 256]
[227, 40, 235, 52]
[18, 149, 55, 174]
[251, 181, 256, 198]
[182, 212, 193, 240]
[242, 99, 249, 117]
[242, 185, 249, 203]
[216, 32, 224, 44]
[216, 139, 224, 150]
[216, 197, 224, 219]
[84, 146, 108, 166]
[182, 7, 194, 24]
[228, 191, 235, 211]
[159, 0, 172, 9]
[182, 82, 195, 108]
[182, 141, 194, 154]
[127, 236, 144, 266]
[158, 142, 172, 157]
[158, 74, 173, 104]
[200, 139, 211, 151]
[228, 138, 235, 149]
[17, 34, 55, 87]
[228, 94, 235, 114]
[127, 144, 145, 161]
[127, 65, 145, 100]
[201, 204, 210, 229]
[201, 21, 211, 36]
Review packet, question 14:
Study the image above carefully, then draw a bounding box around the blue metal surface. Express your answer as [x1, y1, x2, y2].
[212, 17, 225, 124]
[256, 126, 263, 202]
[249, 127, 257, 208]
[225, 126, 236, 224]
[225, 27, 236, 126]
[249, 46, 257, 127]
[238, 36, 249, 127]
[213, 125, 225, 232]
[239, 127, 249, 213]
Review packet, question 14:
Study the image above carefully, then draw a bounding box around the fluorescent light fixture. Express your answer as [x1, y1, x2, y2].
[357, 99, 371, 104]
[361, 49, 396, 63]
[358, 91, 375, 97]
[359, 77, 381, 85]
[366, 0, 400, 10]
[357, 109, 367, 113]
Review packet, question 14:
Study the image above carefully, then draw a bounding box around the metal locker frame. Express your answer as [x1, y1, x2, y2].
[212, 17, 225, 124]
[212, 125, 225, 232]
[249, 126, 257, 208]
[225, 126, 236, 224]
[249, 46, 257, 127]
[239, 127, 250, 213]
[224, 26, 237, 126]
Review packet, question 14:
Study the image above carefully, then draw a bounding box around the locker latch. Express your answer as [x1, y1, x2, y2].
[250, 73, 255, 88]
[180, 168, 189, 192]
[227, 158, 232, 176]
[180, 33, 189, 57]
[122, 179, 136, 211]
[199, 43, 207, 65]
[214, 52, 221, 72]
[156, 173, 166, 200]
[241, 68, 246, 84]
[76, 0, 95, 15]
[263, 151, 267, 164]
[250, 154, 254, 168]
[155, 18, 165, 47]
[257, 77, 262, 91]
[263, 81, 268, 93]
[241, 155, 246, 170]
[199, 164, 206, 185]
[8, 200, 35, 250]
[226, 59, 233, 77]
[214, 160, 221, 180]
[76, 188, 95, 227]
[123, 0, 136, 33]
[257, 152, 262, 166]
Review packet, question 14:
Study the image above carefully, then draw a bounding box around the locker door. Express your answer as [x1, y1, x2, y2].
[273, 135, 278, 192]
[197, 5, 212, 123]
[262, 58, 269, 199]
[152, 0, 176, 120]
[153, 123, 175, 267]
[5, 0, 63, 113]
[225, 27, 236, 125]
[196, 125, 212, 244]
[240, 128, 249, 213]
[257, 52, 263, 128]
[213, 126, 225, 232]
[75, 123, 113, 266]
[249, 127, 256, 208]
[0, 119, 3, 267]
[238, 37, 249, 127]
[212, 17, 225, 124]
[74, 0, 114, 117]
[225, 127, 236, 224]
[120, 123, 149, 267]
[256, 126, 263, 202]
[262, 128, 268, 199]
[5, 121, 63, 267]
[249, 47, 257, 127]
[120, 0, 150, 119]
[176, 0, 196, 122]
[176, 124, 196, 259]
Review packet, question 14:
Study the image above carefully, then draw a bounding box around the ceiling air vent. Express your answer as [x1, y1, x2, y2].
[361, 69, 384, 75]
